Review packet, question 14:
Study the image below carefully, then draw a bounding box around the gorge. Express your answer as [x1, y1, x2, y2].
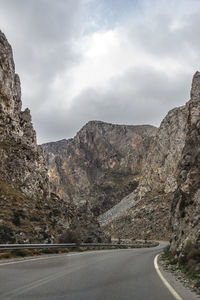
[0, 29, 199, 264]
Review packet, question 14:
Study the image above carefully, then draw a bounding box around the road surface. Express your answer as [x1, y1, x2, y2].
[0, 243, 178, 299]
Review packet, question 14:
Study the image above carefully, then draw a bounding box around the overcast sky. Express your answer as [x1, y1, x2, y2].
[0, 0, 199, 143]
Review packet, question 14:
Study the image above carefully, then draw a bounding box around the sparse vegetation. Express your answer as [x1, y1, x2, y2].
[0, 140, 21, 150]
[0, 248, 71, 259]
[162, 243, 200, 289]
[0, 180, 26, 200]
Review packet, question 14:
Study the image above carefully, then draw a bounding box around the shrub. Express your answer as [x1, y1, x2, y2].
[12, 211, 21, 226]
[12, 210, 26, 226]
[84, 237, 94, 243]
[59, 229, 81, 244]
[162, 245, 178, 265]
[0, 225, 16, 243]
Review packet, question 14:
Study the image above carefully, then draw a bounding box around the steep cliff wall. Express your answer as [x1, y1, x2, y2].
[43, 86, 189, 241]
[0, 31, 73, 243]
[98, 103, 188, 240]
[170, 71, 200, 255]
[42, 122, 157, 216]
[0, 31, 104, 244]
[139, 105, 187, 197]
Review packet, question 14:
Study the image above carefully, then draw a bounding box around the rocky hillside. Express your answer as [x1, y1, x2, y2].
[43, 96, 187, 241]
[0, 30, 104, 244]
[170, 71, 200, 256]
[43, 98, 189, 241]
[42, 122, 157, 216]
[1, 28, 199, 253]
[100, 102, 188, 239]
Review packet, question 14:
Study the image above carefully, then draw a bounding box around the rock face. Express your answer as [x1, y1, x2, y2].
[170, 71, 200, 254]
[97, 103, 187, 240]
[0, 30, 49, 201]
[43, 100, 188, 241]
[139, 105, 187, 197]
[42, 122, 157, 216]
[100, 194, 172, 240]
[2, 29, 199, 251]
[100, 73, 200, 250]
[0, 31, 104, 244]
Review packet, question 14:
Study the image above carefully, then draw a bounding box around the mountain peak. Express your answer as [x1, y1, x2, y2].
[191, 70, 200, 101]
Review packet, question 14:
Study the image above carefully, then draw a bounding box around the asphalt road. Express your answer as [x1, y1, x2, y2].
[0, 243, 176, 300]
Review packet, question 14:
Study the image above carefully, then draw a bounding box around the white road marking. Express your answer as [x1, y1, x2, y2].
[154, 254, 183, 300]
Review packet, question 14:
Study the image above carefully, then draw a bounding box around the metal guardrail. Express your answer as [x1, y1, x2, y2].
[0, 242, 159, 251]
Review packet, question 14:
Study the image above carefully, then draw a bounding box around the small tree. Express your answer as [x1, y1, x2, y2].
[59, 229, 81, 245]
[12, 211, 21, 226]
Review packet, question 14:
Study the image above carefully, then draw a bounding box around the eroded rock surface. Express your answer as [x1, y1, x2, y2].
[42, 122, 157, 216]
[43, 94, 188, 241]
[98, 103, 187, 240]
[170, 71, 200, 255]
[2, 29, 199, 251]
[0, 31, 104, 244]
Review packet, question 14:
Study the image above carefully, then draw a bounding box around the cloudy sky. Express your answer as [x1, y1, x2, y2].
[0, 0, 199, 143]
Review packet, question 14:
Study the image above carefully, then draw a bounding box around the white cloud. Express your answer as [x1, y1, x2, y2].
[0, 0, 199, 143]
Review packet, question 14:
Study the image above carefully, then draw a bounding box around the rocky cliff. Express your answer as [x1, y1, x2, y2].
[0, 30, 104, 244]
[43, 100, 188, 241]
[98, 103, 187, 240]
[2, 28, 199, 252]
[170, 71, 200, 256]
[42, 122, 157, 217]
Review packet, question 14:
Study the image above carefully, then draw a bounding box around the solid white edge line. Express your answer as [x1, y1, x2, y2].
[154, 254, 183, 300]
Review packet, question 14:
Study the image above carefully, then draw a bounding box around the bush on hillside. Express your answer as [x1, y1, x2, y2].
[59, 229, 82, 245]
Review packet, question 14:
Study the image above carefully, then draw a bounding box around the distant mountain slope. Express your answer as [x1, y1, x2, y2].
[43, 95, 187, 241]
[42, 121, 157, 216]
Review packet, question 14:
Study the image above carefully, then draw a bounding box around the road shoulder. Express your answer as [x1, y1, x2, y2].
[155, 254, 200, 300]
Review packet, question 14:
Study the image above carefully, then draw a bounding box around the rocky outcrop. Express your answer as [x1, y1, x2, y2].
[101, 73, 200, 249]
[170, 71, 200, 255]
[0, 30, 105, 244]
[2, 28, 199, 250]
[42, 122, 157, 216]
[43, 93, 189, 241]
[139, 105, 187, 197]
[98, 103, 187, 240]
[0, 30, 71, 243]
[0, 30, 49, 201]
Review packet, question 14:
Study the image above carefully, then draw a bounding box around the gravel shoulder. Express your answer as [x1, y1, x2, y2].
[158, 254, 200, 300]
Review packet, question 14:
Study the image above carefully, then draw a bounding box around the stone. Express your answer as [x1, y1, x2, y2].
[0, 30, 106, 244]
[42, 122, 157, 216]
[170, 71, 200, 256]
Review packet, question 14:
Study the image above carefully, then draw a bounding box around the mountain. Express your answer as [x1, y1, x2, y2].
[99, 103, 187, 240]
[42, 122, 157, 217]
[170, 71, 200, 256]
[99, 73, 200, 258]
[0, 30, 104, 244]
[1, 29, 199, 259]
[42, 101, 188, 241]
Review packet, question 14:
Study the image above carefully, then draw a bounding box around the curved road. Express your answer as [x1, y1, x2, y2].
[0, 243, 176, 300]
